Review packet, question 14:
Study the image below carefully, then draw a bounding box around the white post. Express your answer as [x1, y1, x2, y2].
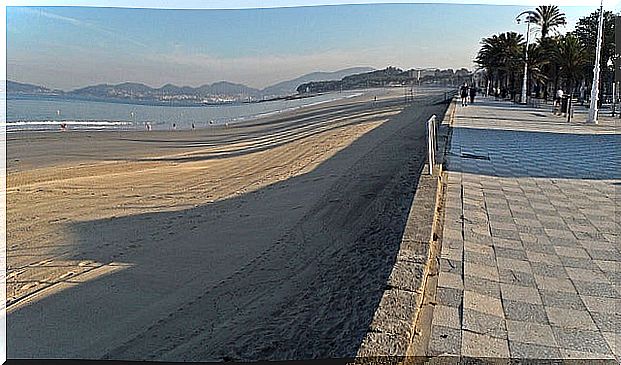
[588, 1, 605, 124]
[427, 115, 437, 175]
[521, 21, 530, 104]
[613, 82, 616, 116]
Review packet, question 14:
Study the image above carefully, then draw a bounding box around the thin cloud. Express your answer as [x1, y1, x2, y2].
[19, 7, 149, 48]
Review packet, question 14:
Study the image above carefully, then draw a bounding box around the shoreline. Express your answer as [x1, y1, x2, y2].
[5, 86, 449, 133]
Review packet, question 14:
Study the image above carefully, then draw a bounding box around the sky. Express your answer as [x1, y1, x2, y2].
[6, 2, 606, 90]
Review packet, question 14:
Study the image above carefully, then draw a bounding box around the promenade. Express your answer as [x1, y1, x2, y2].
[428, 98, 620, 360]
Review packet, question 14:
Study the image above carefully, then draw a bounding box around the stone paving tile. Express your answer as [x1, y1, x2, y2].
[433, 304, 461, 329]
[461, 331, 509, 358]
[526, 251, 563, 266]
[494, 247, 528, 261]
[552, 327, 613, 355]
[464, 241, 494, 254]
[545, 228, 576, 240]
[559, 349, 616, 360]
[594, 260, 619, 273]
[589, 312, 621, 333]
[463, 275, 501, 298]
[540, 289, 587, 311]
[439, 258, 462, 275]
[503, 300, 548, 324]
[436, 287, 463, 308]
[518, 232, 550, 244]
[580, 295, 621, 314]
[440, 248, 463, 262]
[548, 236, 579, 247]
[559, 256, 600, 270]
[509, 341, 561, 359]
[496, 256, 531, 273]
[534, 275, 576, 293]
[545, 307, 598, 330]
[463, 290, 504, 318]
[521, 241, 557, 255]
[500, 283, 542, 304]
[428, 325, 461, 356]
[530, 262, 569, 279]
[462, 308, 507, 340]
[516, 226, 546, 235]
[588, 249, 621, 262]
[602, 332, 620, 359]
[572, 280, 620, 298]
[463, 250, 496, 267]
[438, 272, 463, 290]
[579, 241, 617, 251]
[491, 237, 523, 250]
[464, 262, 499, 282]
[566, 267, 611, 283]
[554, 246, 591, 259]
[498, 268, 536, 288]
[506, 320, 557, 347]
[428, 99, 621, 359]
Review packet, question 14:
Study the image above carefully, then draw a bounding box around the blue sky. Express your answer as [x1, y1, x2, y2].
[7, 3, 601, 90]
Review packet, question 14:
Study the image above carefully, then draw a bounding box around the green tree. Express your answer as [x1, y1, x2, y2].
[533, 5, 567, 40]
[532, 5, 567, 99]
[553, 34, 588, 122]
[475, 32, 525, 98]
[573, 9, 615, 102]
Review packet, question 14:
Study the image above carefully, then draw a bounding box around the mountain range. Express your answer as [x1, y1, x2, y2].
[7, 67, 375, 105]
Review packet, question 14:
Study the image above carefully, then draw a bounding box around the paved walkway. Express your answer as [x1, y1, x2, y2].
[428, 98, 620, 360]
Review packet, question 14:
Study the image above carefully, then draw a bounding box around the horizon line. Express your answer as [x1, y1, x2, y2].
[6, 65, 474, 92]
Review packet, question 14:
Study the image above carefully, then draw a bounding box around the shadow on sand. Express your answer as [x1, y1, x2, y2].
[8, 98, 450, 361]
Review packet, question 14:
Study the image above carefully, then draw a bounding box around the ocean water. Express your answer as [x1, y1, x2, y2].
[4, 90, 372, 132]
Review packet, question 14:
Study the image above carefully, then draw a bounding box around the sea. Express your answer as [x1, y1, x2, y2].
[4, 90, 376, 132]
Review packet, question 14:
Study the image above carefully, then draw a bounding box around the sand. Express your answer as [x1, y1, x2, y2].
[7, 88, 450, 360]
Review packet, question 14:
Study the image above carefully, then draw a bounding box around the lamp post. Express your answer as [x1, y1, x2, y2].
[516, 10, 538, 105]
[588, 0, 605, 124]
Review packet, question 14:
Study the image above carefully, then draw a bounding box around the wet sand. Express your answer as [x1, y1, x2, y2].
[7, 88, 450, 360]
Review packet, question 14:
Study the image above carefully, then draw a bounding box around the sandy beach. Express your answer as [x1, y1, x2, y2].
[7, 88, 450, 360]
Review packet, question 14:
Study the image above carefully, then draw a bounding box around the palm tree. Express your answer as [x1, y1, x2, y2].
[552, 34, 588, 122]
[533, 5, 567, 40]
[531, 5, 567, 99]
[525, 42, 549, 95]
[476, 32, 525, 99]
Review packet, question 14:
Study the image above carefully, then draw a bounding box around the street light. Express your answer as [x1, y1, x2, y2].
[587, 0, 605, 124]
[516, 10, 538, 105]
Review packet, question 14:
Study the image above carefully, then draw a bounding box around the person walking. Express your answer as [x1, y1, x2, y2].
[469, 85, 477, 104]
[554, 88, 564, 115]
[460, 83, 469, 106]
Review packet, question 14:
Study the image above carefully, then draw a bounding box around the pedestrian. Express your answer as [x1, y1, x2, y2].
[191, 122, 195, 130]
[460, 83, 468, 107]
[554, 88, 564, 115]
[469, 85, 477, 104]
[172, 123, 176, 130]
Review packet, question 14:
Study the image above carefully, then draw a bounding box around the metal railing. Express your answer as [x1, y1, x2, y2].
[444, 90, 458, 103]
[426, 114, 438, 175]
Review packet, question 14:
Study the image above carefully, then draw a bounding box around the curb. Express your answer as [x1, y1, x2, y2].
[356, 98, 457, 358]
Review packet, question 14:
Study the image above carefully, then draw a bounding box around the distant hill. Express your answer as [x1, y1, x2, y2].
[6, 65, 470, 105]
[261, 67, 375, 97]
[70, 81, 261, 103]
[7, 80, 63, 95]
[297, 67, 473, 94]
